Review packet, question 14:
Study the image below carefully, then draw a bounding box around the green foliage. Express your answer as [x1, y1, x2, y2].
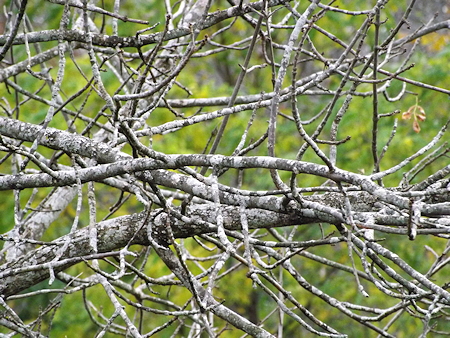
[1, 0, 449, 337]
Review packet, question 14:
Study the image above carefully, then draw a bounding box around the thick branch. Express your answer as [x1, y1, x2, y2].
[0, 205, 307, 297]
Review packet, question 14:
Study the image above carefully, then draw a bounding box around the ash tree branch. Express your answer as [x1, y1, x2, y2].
[0, 0, 294, 48]
[1, 0, 450, 336]
[0, 205, 303, 297]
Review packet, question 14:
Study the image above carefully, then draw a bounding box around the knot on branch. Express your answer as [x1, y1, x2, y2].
[149, 212, 173, 248]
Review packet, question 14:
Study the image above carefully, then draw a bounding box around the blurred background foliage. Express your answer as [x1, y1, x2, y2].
[0, 0, 449, 336]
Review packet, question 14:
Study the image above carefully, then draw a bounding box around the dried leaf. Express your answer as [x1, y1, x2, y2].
[416, 114, 426, 122]
[413, 120, 421, 133]
[402, 111, 412, 120]
[403, 103, 427, 132]
[416, 106, 426, 121]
